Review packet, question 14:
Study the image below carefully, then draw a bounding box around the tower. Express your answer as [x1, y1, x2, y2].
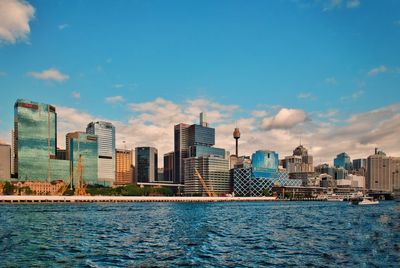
[233, 127, 240, 157]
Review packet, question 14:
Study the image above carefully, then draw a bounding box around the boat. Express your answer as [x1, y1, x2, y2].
[326, 193, 344, 202]
[350, 196, 379, 205]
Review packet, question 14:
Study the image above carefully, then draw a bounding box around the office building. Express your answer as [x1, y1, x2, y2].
[391, 157, 400, 192]
[252, 150, 279, 178]
[86, 121, 116, 186]
[14, 99, 69, 182]
[115, 149, 134, 185]
[157, 168, 164, 181]
[135, 147, 158, 183]
[163, 151, 174, 182]
[0, 144, 11, 179]
[284, 144, 314, 184]
[174, 123, 189, 184]
[334, 152, 352, 170]
[353, 158, 367, 171]
[184, 155, 230, 195]
[67, 132, 98, 186]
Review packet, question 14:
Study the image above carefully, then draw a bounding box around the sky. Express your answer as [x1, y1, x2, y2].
[0, 0, 399, 166]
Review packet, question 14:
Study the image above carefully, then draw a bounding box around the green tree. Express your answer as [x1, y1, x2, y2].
[3, 182, 15, 195]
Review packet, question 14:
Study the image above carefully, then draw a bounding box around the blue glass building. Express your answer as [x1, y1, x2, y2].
[251, 150, 279, 178]
[334, 152, 352, 171]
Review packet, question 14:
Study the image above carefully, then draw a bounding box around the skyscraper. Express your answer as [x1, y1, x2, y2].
[0, 144, 11, 179]
[14, 99, 69, 182]
[252, 150, 279, 178]
[115, 149, 134, 185]
[86, 121, 116, 186]
[163, 151, 174, 182]
[66, 132, 98, 186]
[174, 123, 189, 184]
[334, 152, 352, 171]
[366, 148, 399, 192]
[135, 147, 158, 183]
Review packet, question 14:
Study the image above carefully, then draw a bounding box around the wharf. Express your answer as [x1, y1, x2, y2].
[0, 195, 280, 203]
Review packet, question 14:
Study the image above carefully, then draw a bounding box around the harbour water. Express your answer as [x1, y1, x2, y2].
[0, 201, 399, 267]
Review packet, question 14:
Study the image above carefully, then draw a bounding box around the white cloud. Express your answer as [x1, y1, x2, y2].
[325, 77, 337, 85]
[346, 0, 360, 9]
[52, 98, 400, 167]
[260, 108, 308, 131]
[71, 91, 80, 100]
[250, 110, 268, 118]
[0, 0, 35, 44]
[58, 23, 69, 30]
[28, 68, 69, 82]
[105, 95, 124, 103]
[297, 92, 316, 100]
[368, 65, 387, 76]
[341, 90, 364, 102]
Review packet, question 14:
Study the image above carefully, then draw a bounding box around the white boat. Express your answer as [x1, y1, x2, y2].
[351, 196, 379, 205]
[326, 194, 344, 202]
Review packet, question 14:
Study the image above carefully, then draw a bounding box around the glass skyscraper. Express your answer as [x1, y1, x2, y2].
[252, 150, 279, 178]
[67, 132, 98, 186]
[334, 152, 352, 171]
[86, 121, 115, 186]
[14, 99, 69, 182]
[135, 147, 158, 183]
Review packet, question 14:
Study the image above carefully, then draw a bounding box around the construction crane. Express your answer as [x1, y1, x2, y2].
[194, 168, 217, 197]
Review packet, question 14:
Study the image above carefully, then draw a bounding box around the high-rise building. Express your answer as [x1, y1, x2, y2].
[334, 152, 352, 170]
[392, 157, 400, 192]
[284, 144, 314, 184]
[135, 147, 158, 183]
[14, 99, 69, 182]
[184, 155, 230, 195]
[86, 121, 115, 186]
[0, 144, 11, 179]
[163, 151, 174, 182]
[174, 123, 189, 184]
[115, 149, 133, 185]
[252, 150, 279, 178]
[366, 149, 400, 192]
[67, 132, 98, 186]
[353, 158, 367, 171]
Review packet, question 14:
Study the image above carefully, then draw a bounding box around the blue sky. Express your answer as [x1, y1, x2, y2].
[0, 0, 399, 164]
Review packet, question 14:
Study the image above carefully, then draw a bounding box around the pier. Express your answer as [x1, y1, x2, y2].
[0, 195, 281, 203]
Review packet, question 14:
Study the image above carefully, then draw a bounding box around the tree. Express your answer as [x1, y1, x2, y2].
[3, 182, 15, 195]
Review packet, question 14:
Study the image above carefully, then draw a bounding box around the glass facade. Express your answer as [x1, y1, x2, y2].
[86, 121, 116, 185]
[14, 99, 63, 181]
[334, 152, 352, 170]
[68, 132, 98, 186]
[135, 147, 158, 183]
[252, 150, 279, 178]
[188, 124, 215, 146]
[189, 145, 225, 158]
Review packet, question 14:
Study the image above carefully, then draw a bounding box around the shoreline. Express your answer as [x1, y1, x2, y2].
[0, 195, 326, 203]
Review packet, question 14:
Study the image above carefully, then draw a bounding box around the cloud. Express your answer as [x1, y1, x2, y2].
[28, 68, 69, 82]
[105, 95, 124, 103]
[71, 91, 80, 100]
[341, 90, 364, 102]
[368, 65, 387, 76]
[260, 108, 308, 131]
[0, 0, 35, 44]
[51, 98, 400, 168]
[346, 0, 360, 8]
[58, 23, 69, 30]
[250, 110, 268, 118]
[325, 77, 337, 85]
[297, 92, 316, 100]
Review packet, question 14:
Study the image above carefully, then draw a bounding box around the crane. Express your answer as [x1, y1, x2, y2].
[194, 168, 217, 197]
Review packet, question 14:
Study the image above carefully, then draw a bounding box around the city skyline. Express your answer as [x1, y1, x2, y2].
[1, 0, 400, 165]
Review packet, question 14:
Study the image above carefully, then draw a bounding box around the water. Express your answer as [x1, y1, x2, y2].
[0, 201, 399, 267]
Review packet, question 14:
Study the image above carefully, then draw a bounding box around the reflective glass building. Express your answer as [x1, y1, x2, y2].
[189, 145, 225, 158]
[252, 150, 279, 178]
[14, 99, 69, 182]
[67, 132, 98, 186]
[334, 152, 352, 170]
[135, 147, 158, 183]
[86, 121, 115, 186]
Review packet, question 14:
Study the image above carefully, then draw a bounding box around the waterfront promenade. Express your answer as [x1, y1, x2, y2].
[0, 195, 280, 203]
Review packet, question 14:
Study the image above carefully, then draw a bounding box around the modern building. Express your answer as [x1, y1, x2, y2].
[353, 158, 367, 171]
[0, 144, 11, 179]
[184, 155, 230, 195]
[391, 157, 400, 192]
[67, 132, 98, 186]
[284, 144, 314, 184]
[252, 150, 279, 178]
[135, 147, 158, 183]
[163, 151, 174, 182]
[56, 148, 66, 160]
[86, 121, 116, 186]
[14, 99, 69, 182]
[115, 149, 134, 185]
[334, 152, 352, 170]
[157, 168, 164, 181]
[366, 149, 400, 192]
[174, 123, 189, 184]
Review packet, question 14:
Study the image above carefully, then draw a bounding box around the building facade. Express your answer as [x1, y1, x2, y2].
[252, 150, 279, 178]
[115, 149, 134, 185]
[163, 151, 174, 182]
[14, 99, 69, 182]
[135, 147, 158, 183]
[86, 121, 116, 186]
[184, 156, 230, 195]
[353, 158, 367, 171]
[174, 123, 189, 184]
[366, 149, 392, 192]
[0, 144, 11, 179]
[67, 132, 98, 186]
[334, 152, 352, 170]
